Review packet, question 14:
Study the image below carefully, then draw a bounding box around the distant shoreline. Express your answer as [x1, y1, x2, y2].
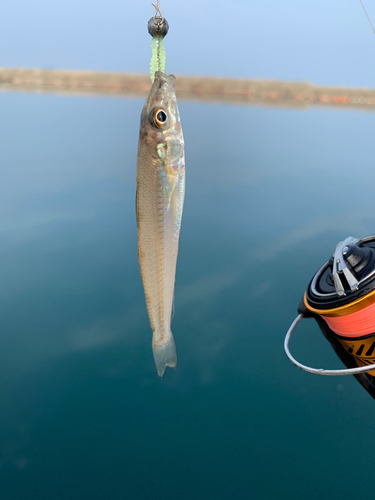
[1, 67, 374, 110]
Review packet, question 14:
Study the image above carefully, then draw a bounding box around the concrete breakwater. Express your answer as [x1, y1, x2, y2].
[1, 67, 374, 110]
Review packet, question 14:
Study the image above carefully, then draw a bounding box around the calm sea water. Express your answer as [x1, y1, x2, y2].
[0, 91, 375, 499]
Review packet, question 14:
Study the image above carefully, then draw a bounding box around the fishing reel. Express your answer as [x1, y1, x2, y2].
[285, 235, 375, 398]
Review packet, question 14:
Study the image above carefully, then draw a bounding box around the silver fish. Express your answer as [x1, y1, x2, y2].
[136, 71, 185, 377]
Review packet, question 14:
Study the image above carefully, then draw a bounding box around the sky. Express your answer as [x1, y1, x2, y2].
[0, 0, 374, 87]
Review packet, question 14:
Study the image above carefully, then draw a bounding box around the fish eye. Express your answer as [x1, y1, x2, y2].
[151, 108, 168, 128]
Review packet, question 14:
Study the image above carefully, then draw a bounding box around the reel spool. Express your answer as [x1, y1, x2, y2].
[285, 235, 375, 398]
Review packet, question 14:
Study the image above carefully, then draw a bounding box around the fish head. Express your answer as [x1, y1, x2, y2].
[140, 72, 184, 174]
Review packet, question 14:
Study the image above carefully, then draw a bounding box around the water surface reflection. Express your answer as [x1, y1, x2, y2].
[0, 92, 374, 499]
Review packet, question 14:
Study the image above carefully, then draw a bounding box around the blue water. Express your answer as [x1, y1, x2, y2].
[0, 91, 375, 499]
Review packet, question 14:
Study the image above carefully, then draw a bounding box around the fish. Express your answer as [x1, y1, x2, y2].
[136, 71, 185, 377]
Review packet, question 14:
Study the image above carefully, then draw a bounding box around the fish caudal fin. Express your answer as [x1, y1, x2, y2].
[152, 335, 177, 378]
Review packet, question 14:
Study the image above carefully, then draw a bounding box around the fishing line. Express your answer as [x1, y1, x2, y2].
[148, 0, 169, 81]
[152, 0, 164, 24]
[358, 0, 375, 36]
[322, 300, 375, 337]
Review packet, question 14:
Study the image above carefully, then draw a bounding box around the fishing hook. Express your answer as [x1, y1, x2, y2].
[152, 0, 164, 25]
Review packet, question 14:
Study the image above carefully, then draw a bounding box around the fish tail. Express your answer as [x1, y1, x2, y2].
[152, 334, 177, 378]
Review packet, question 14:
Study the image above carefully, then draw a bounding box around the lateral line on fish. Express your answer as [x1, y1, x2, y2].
[157, 165, 167, 341]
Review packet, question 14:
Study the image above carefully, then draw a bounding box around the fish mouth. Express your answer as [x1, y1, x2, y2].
[153, 71, 176, 91]
[143, 72, 177, 120]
